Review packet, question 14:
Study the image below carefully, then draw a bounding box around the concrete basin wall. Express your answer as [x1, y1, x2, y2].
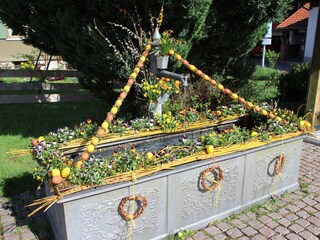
[47, 136, 303, 240]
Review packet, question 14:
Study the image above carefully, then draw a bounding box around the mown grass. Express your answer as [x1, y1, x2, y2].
[250, 66, 280, 80]
[238, 65, 282, 103]
[0, 100, 110, 196]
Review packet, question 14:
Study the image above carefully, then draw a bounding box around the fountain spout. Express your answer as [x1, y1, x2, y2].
[149, 28, 189, 83]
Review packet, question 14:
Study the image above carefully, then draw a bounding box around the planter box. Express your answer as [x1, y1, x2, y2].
[46, 135, 304, 240]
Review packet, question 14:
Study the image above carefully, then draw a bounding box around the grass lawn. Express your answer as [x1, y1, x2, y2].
[238, 66, 282, 103]
[0, 100, 109, 196]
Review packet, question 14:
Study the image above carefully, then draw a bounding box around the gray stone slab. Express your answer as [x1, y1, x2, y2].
[167, 155, 245, 232]
[54, 177, 167, 240]
[242, 139, 302, 204]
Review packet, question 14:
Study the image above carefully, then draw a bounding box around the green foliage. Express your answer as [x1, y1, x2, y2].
[188, 0, 293, 77]
[0, 0, 293, 103]
[156, 111, 179, 131]
[201, 126, 251, 147]
[265, 50, 280, 69]
[279, 63, 311, 103]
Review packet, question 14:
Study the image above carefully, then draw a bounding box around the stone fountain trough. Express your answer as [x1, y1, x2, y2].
[45, 119, 304, 240]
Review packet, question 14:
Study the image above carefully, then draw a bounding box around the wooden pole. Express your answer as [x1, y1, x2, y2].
[306, 2, 320, 127]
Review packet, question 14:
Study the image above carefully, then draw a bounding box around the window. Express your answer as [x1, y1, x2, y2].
[6, 28, 22, 40]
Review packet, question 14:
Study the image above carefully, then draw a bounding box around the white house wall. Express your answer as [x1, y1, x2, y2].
[304, 7, 319, 62]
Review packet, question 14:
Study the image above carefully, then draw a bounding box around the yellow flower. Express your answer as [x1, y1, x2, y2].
[163, 113, 168, 118]
[36, 175, 41, 180]
[166, 118, 171, 123]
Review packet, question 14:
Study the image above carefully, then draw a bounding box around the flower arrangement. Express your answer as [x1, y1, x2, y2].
[151, 30, 177, 56]
[141, 77, 181, 102]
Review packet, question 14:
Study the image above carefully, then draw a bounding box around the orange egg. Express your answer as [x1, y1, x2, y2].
[106, 113, 114, 122]
[96, 128, 105, 137]
[196, 70, 203, 75]
[81, 152, 90, 161]
[119, 92, 127, 99]
[210, 80, 216, 86]
[136, 61, 143, 68]
[52, 176, 63, 185]
[127, 78, 135, 85]
[224, 89, 231, 95]
[239, 97, 246, 104]
[254, 105, 261, 112]
[182, 59, 189, 65]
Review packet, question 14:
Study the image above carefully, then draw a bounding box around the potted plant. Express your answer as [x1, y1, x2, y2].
[151, 29, 176, 69]
[141, 76, 181, 118]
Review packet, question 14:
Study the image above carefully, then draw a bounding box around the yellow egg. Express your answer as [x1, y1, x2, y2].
[51, 168, 60, 177]
[217, 84, 224, 91]
[111, 107, 118, 115]
[130, 72, 137, 79]
[206, 145, 214, 154]
[203, 75, 210, 81]
[231, 93, 238, 100]
[168, 49, 174, 55]
[189, 65, 196, 72]
[91, 137, 99, 145]
[304, 121, 311, 128]
[101, 121, 109, 130]
[87, 144, 95, 153]
[145, 44, 151, 51]
[124, 85, 130, 92]
[140, 56, 146, 62]
[61, 167, 71, 178]
[37, 136, 45, 143]
[261, 110, 268, 116]
[115, 99, 123, 107]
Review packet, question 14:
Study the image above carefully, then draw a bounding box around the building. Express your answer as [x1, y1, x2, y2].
[275, 1, 319, 62]
[0, 20, 35, 69]
[0, 19, 69, 70]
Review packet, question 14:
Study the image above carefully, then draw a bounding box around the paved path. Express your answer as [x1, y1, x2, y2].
[191, 141, 320, 240]
[0, 139, 319, 240]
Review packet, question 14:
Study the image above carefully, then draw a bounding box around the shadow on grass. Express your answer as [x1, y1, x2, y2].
[2, 172, 39, 197]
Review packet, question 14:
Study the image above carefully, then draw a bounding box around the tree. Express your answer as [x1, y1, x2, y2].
[188, 0, 293, 77]
[0, 0, 292, 103]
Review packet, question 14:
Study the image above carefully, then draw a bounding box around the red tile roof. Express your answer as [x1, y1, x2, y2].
[277, 3, 310, 29]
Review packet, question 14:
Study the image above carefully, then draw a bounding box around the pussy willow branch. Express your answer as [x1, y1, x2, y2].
[93, 18, 128, 67]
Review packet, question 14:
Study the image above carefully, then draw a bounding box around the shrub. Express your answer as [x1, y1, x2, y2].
[265, 50, 280, 69]
[279, 63, 310, 103]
